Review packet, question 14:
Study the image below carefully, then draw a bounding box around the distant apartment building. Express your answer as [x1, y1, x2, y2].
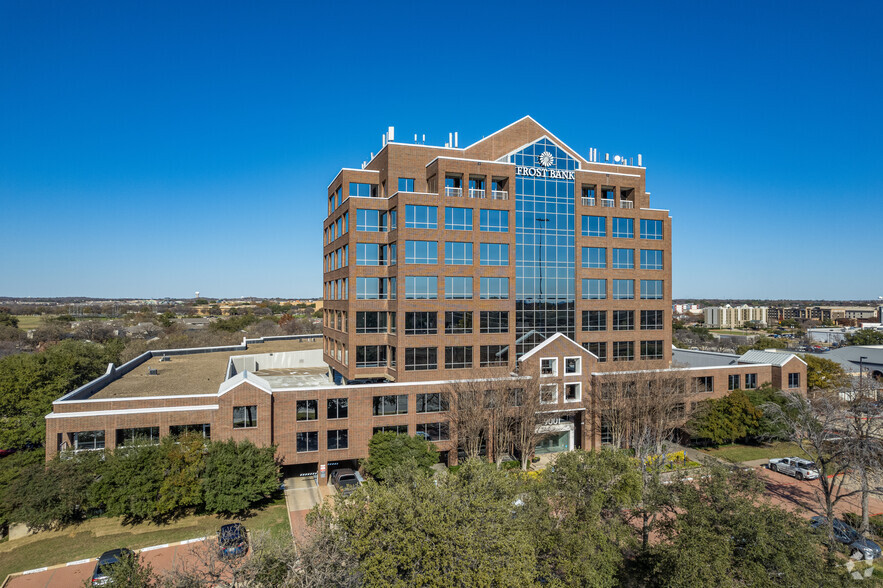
[673, 303, 701, 314]
[704, 304, 768, 328]
[767, 305, 879, 325]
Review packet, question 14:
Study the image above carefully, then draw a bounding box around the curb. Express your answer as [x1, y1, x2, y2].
[1, 535, 208, 586]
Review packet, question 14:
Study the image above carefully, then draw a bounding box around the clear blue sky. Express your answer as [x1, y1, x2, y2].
[2, 1, 881, 300]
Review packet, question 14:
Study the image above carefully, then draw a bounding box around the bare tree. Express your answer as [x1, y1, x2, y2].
[840, 377, 883, 536]
[443, 376, 490, 462]
[594, 366, 690, 550]
[511, 374, 545, 471]
[762, 390, 858, 551]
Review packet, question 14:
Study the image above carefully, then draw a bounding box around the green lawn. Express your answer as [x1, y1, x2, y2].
[12, 315, 44, 329]
[699, 441, 805, 463]
[0, 499, 288, 581]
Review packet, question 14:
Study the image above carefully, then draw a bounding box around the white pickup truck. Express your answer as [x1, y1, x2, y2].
[768, 457, 819, 480]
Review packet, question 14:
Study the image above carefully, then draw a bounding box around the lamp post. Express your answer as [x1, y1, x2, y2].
[860, 355, 868, 391]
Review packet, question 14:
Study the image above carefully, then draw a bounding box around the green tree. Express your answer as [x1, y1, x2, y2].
[210, 314, 259, 333]
[332, 459, 536, 586]
[845, 328, 883, 346]
[649, 465, 848, 587]
[155, 434, 206, 520]
[5, 452, 103, 530]
[0, 448, 44, 532]
[736, 336, 787, 355]
[88, 443, 164, 523]
[85, 551, 156, 588]
[0, 308, 18, 328]
[801, 354, 848, 391]
[687, 390, 762, 445]
[531, 450, 642, 586]
[0, 340, 121, 448]
[361, 431, 438, 481]
[202, 439, 280, 514]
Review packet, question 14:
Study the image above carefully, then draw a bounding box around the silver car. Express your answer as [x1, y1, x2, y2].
[768, 457, 819, 480]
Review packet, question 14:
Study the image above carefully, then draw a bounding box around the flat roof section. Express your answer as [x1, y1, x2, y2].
[91, 339, 321, 399]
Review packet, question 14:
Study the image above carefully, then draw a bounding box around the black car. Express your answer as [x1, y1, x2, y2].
[810, 516, 882, 560]
[218, 523, 249, 558]
[91, 548, 135, 585]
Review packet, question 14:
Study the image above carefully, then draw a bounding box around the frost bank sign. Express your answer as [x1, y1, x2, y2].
[515, 150, 575, 180]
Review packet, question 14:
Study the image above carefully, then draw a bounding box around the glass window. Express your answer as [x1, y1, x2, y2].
[356, 311, 387, 334]
[745, 373, 758, 390]
[233, 406, 257, 428]
[728, 374, 741, 391]
[788, 373, 800, 388]
[480, 311, 508, 333]
[327, 398, 348, 419]
[612, 279, 634, 300]
[613, 310, 634, 331]
[480, 345, 509, 367]
[640, 249, 664, 270]
[405, 240, 438, 264]
[582, 247, 606, 268]
[479, 209, 509, 232]
[641, 340, 664, 360]
[349, 182, 376, 198]
[327, 429, 348, 450]
[296, 431, 318, 452]
[694, 376, 714, 393]
[116, 427, 159, 447]
[445, 346, 473, 369]
[356, 209, 384, 232]
[405, 205, 438, 229]
[416, 422, 450, 442]
[540, 384, 557, 404]
[169, 424, 210, 438]
[405, 347, 437, 371]
[445, 276, 473, 299]
[373, 395, 409, 416]
[356, 345, 387, 368]
[480, 243, 509, 266]
[417, 393, 447, 413]
[445, 241, 473, 265]
[611, 248, 634, 269]
[296, 400, 318, 421]
[612, 217, 634, 239]
[612, 341, 635, 362]
[640, 280, 664, 300]
[405, 276, 437, 299]
[445, 311, 472, 334]
[640, 310, 664, 330]
[640, 219, 663, 240]
[565, 357, 580, 374]
[583, 279, 606, 299]
[398, 178, 415, 193]
[582, 310, 606, 331]
[405, 312, 437, 335]
[479, 277, 508, 299]
[565, 383, 581, 402]
[373, 425, 408, 435]
[582, 216, 606, 237]
[541, 358, 557, 375]
[356, 277, 380, 299]
[445, 207, 473, 231]
[356, 243, 382, 266]
[584, 341, 607, 362]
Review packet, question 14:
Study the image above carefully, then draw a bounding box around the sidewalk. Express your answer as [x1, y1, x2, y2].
[283, 476, 335, 540]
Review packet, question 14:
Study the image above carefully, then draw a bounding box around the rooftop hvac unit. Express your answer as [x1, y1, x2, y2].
[160, 355, 170, 362]
[148, 368, 159, 375]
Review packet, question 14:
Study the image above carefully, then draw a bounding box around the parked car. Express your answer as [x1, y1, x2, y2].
[768, 457, 819, 480]
[330, 468, 363, 497]
[810, 516, 882, 560]
[218, 523, 249, 558]
[91, 548, 134, 585]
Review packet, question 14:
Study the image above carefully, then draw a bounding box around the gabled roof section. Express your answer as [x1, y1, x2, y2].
[518, 332, 591, 363]
[464, 116, 589, 166]
[738, 350, 807, 367]
[218, 370, 273, 396]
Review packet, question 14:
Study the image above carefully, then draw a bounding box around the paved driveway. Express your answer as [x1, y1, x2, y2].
[5, 538, 208, 588]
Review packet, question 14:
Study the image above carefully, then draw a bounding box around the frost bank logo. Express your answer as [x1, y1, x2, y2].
[537, 151, 555, 168]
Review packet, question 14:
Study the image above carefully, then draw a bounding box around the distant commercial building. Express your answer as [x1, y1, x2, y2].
[767, 305, 878, 325]
[704, 304, 768, 328]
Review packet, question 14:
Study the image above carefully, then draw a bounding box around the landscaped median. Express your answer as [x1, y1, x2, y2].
[0, 499, 288, 584]
[697, 441, 804, 464]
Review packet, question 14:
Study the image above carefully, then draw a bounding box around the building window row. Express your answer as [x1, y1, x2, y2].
[357, 242, 395, 266]
[581, 310, 664, 332]
[580, 216, 664, 240]
[400, 277, 509, 300]
[356, 277, 396, 300]
[581, 279, 664, 300]
[324, 211, 349, 245]
[324, 278, 348, 301]
[325, 244, 349, 271]
[580, 247, 663, 271]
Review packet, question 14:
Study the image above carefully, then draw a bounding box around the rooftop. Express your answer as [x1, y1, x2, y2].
[91, 338, 322, 399]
